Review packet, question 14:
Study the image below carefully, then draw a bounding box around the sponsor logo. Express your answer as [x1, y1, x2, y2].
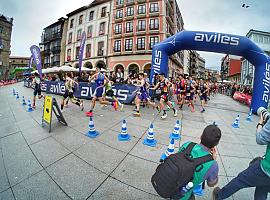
[194, 33, 240, 46]
[152, 50, 162, 74]
[32, 48, 41, 65]
[49, 82, 65, 94]
[263, 63, 270, 102]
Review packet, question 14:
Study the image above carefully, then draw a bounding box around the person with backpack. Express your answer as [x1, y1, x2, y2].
[151, 124, 221, 200]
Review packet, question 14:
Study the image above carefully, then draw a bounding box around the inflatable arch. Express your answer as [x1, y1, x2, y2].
[150, 30, 270, 112]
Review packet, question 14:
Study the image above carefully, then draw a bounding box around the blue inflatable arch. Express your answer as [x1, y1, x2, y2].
[150, 30, 270, 112]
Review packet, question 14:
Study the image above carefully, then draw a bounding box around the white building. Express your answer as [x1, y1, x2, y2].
[241, 29, 270, 85]
[65, 0, 111, 69]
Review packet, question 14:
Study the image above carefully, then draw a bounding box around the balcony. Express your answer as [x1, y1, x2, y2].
[116, 3, 124, 8]
[115, 17, 123, 23]
[149, 29, 159, 34]
[166, 15, 174, 27]
[125, 15, 134, 20]
[137, 0, 146, 4]
[149, 11, 159, 17]
[87, 33, 92, 39]
[99, 31, 105, 36]
[166, 1, 174, 13]
[137, 13, 146, 19]
[44, 63, 50, 68]
[125, 31, 134, 37]
[51, 61, 60, 67]
[126, 0, 135, 5]
[114, 33, 122, 39]
[52, 46, 61, 53]
[44, 49, 51, 55]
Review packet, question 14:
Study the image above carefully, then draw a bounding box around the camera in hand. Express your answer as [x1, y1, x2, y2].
[257, 107, 270, 124]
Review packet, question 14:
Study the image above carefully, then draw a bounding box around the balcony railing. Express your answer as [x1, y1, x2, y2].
[52, 46, 61, 53]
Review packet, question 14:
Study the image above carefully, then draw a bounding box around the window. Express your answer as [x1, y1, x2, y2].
[138, 20, 146, 31]
[98, 41, 104, 56]
[116, 0, 123, 5]
[115, 24, 122, 34]
[67, 49, 71, 61]
[99, 22, 105, 35]
[125, 39, 133, 51]
[149, 19, 159, 30]
[126, 0, 134, 3]
[114, 40, 121, 52]
[150, 3, 159, 13]
[89, 11, 94, 21]
[68, 32, 72, 44]
[126, 7, 134, 16]
[86, 44, 91, 58]
[126, 22, 133, 33]
[259, 35, 263, 43]
[87, 26, 93, 38]
[137, 37, 145, 50]
[101, 7, 106, 17]
[79, 15, 83, 25]
[116, 10, 123, 19]
[70, 19, 74, 29]
[138, 4, 146, 14]
[77, 29, 82, 41]
[149, 36, 159, 49]
[75, 47, 80, 59]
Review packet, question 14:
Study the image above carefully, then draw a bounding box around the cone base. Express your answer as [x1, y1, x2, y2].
[169, 133, 181, 140]
[232, 124, 239, 128]
[27, 108, 33, 112]
[246, 118, 252, 122]
[118, 134, 131, 141]
[86, 131, 100, 138]
[193, 186, 204, 196]
[22, 103, 27, 106]
[160, 153, 167, 162]
[143, 139, 157, 147]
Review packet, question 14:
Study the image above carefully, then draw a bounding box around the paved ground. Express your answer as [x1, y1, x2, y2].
[0, 83, 268, 200]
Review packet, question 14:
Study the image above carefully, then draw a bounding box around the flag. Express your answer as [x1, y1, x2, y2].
[30, 45, 42, 79]
[78, 31, 86, 74]
[28, 55, 34, 69]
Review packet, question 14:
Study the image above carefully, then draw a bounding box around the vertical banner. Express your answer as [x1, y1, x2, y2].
[30, 45, 42, 79]
[28, 55, 34, 69]
[78, 31, 86, 74]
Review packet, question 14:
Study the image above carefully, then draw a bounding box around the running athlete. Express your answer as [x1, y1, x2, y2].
[103, 80, 124, 111]
[175, 77, 181, 104]
[179, 74, 186, 109]
[61, 72, 84, 111]
[198, 79, 209, 113]
[150, 73, 177, 119]
[185, 81, 195, 112]
[32, 72, 44, 108]
[133, 73, 158, 117]
[85, 68, 111, 117]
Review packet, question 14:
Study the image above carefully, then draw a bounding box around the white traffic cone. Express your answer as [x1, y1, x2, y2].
[118, 120, 131, 141]
[160, 138, 175, 162]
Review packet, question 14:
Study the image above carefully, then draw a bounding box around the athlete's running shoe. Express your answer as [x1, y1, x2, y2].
[85, 111, 93, 117]
[80, 101, 84, 111]
[173, 109, 178, 117]
[156, 105, 161, 113]
[161, 113, 168, 119]
[201, 108, 205, 113]
[191, 107, 195, 112]
[113, 101, 118, 111]
[120, 104, 124, 111]
[32, 104, 36, 109]
[133, 112, 141, 117]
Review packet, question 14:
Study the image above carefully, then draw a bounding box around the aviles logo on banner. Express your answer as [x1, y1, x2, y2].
[33, 48, 40, 64]
[152, 50, 162, 74]
[194, 33, 240, 46]
[263, 62, 270, 102]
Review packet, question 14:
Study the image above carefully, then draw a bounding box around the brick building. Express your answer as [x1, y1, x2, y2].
[221, 55, 242, 83]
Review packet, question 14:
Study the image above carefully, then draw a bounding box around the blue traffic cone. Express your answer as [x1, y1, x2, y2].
[16, 92, 19, 99]
[193, 183, 204, 196]
[246, 109, 252, 122]
[22, 96, 26, 105]
[143, 124, 157, 147]
[118, 120, 130, 141]
[232, 115, 240, 128]
[13, 88, 16, 95]
[213, 121, 218, 126]
[27, 100, 33, 112]
[86, 117, 99, 138]
[170, 120, 181, 140]
[160, 138, 175, 162]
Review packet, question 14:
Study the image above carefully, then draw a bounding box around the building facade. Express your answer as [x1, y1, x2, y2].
[40, 17, 67, 68]
[107, 0, 184, 78]
[221, 55, 242, 83]
[64, 0, 111, 69]
[197, 55, 205, 78]
[0, 14, 13, 80]
[9, 56, 30, 71]
[241, 29, 270, 85]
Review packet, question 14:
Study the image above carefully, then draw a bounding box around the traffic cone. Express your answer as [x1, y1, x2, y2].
[143, 124, 157, 147]
[118, 120, 130, 141]
[160, 138, 175, 162]
[246, 109, 252, 122]
[85, 117, 99, 138]
[193, 183, 204, 196]
[170, 120, 181, 140]
[16, 92, 19, 99]
[13, 88, 16, 95]
[232, 115, 240, 128]
[22, 96, 26, 105]
[27, 100, 33, 112]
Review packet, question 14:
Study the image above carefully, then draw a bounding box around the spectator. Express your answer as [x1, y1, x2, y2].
[116, 68, 124, 83]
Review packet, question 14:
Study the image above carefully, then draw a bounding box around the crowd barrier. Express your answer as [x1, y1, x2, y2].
[233, 91, 252, 106]
[24, 80, 138, 104]
[0, 80, 17, 87]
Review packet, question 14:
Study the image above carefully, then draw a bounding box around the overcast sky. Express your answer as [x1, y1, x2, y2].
[1, 0, 270, 70]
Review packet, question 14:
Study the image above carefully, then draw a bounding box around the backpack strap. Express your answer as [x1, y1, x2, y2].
[182, 142, 196, 155]
[193, 154, 214, 172]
